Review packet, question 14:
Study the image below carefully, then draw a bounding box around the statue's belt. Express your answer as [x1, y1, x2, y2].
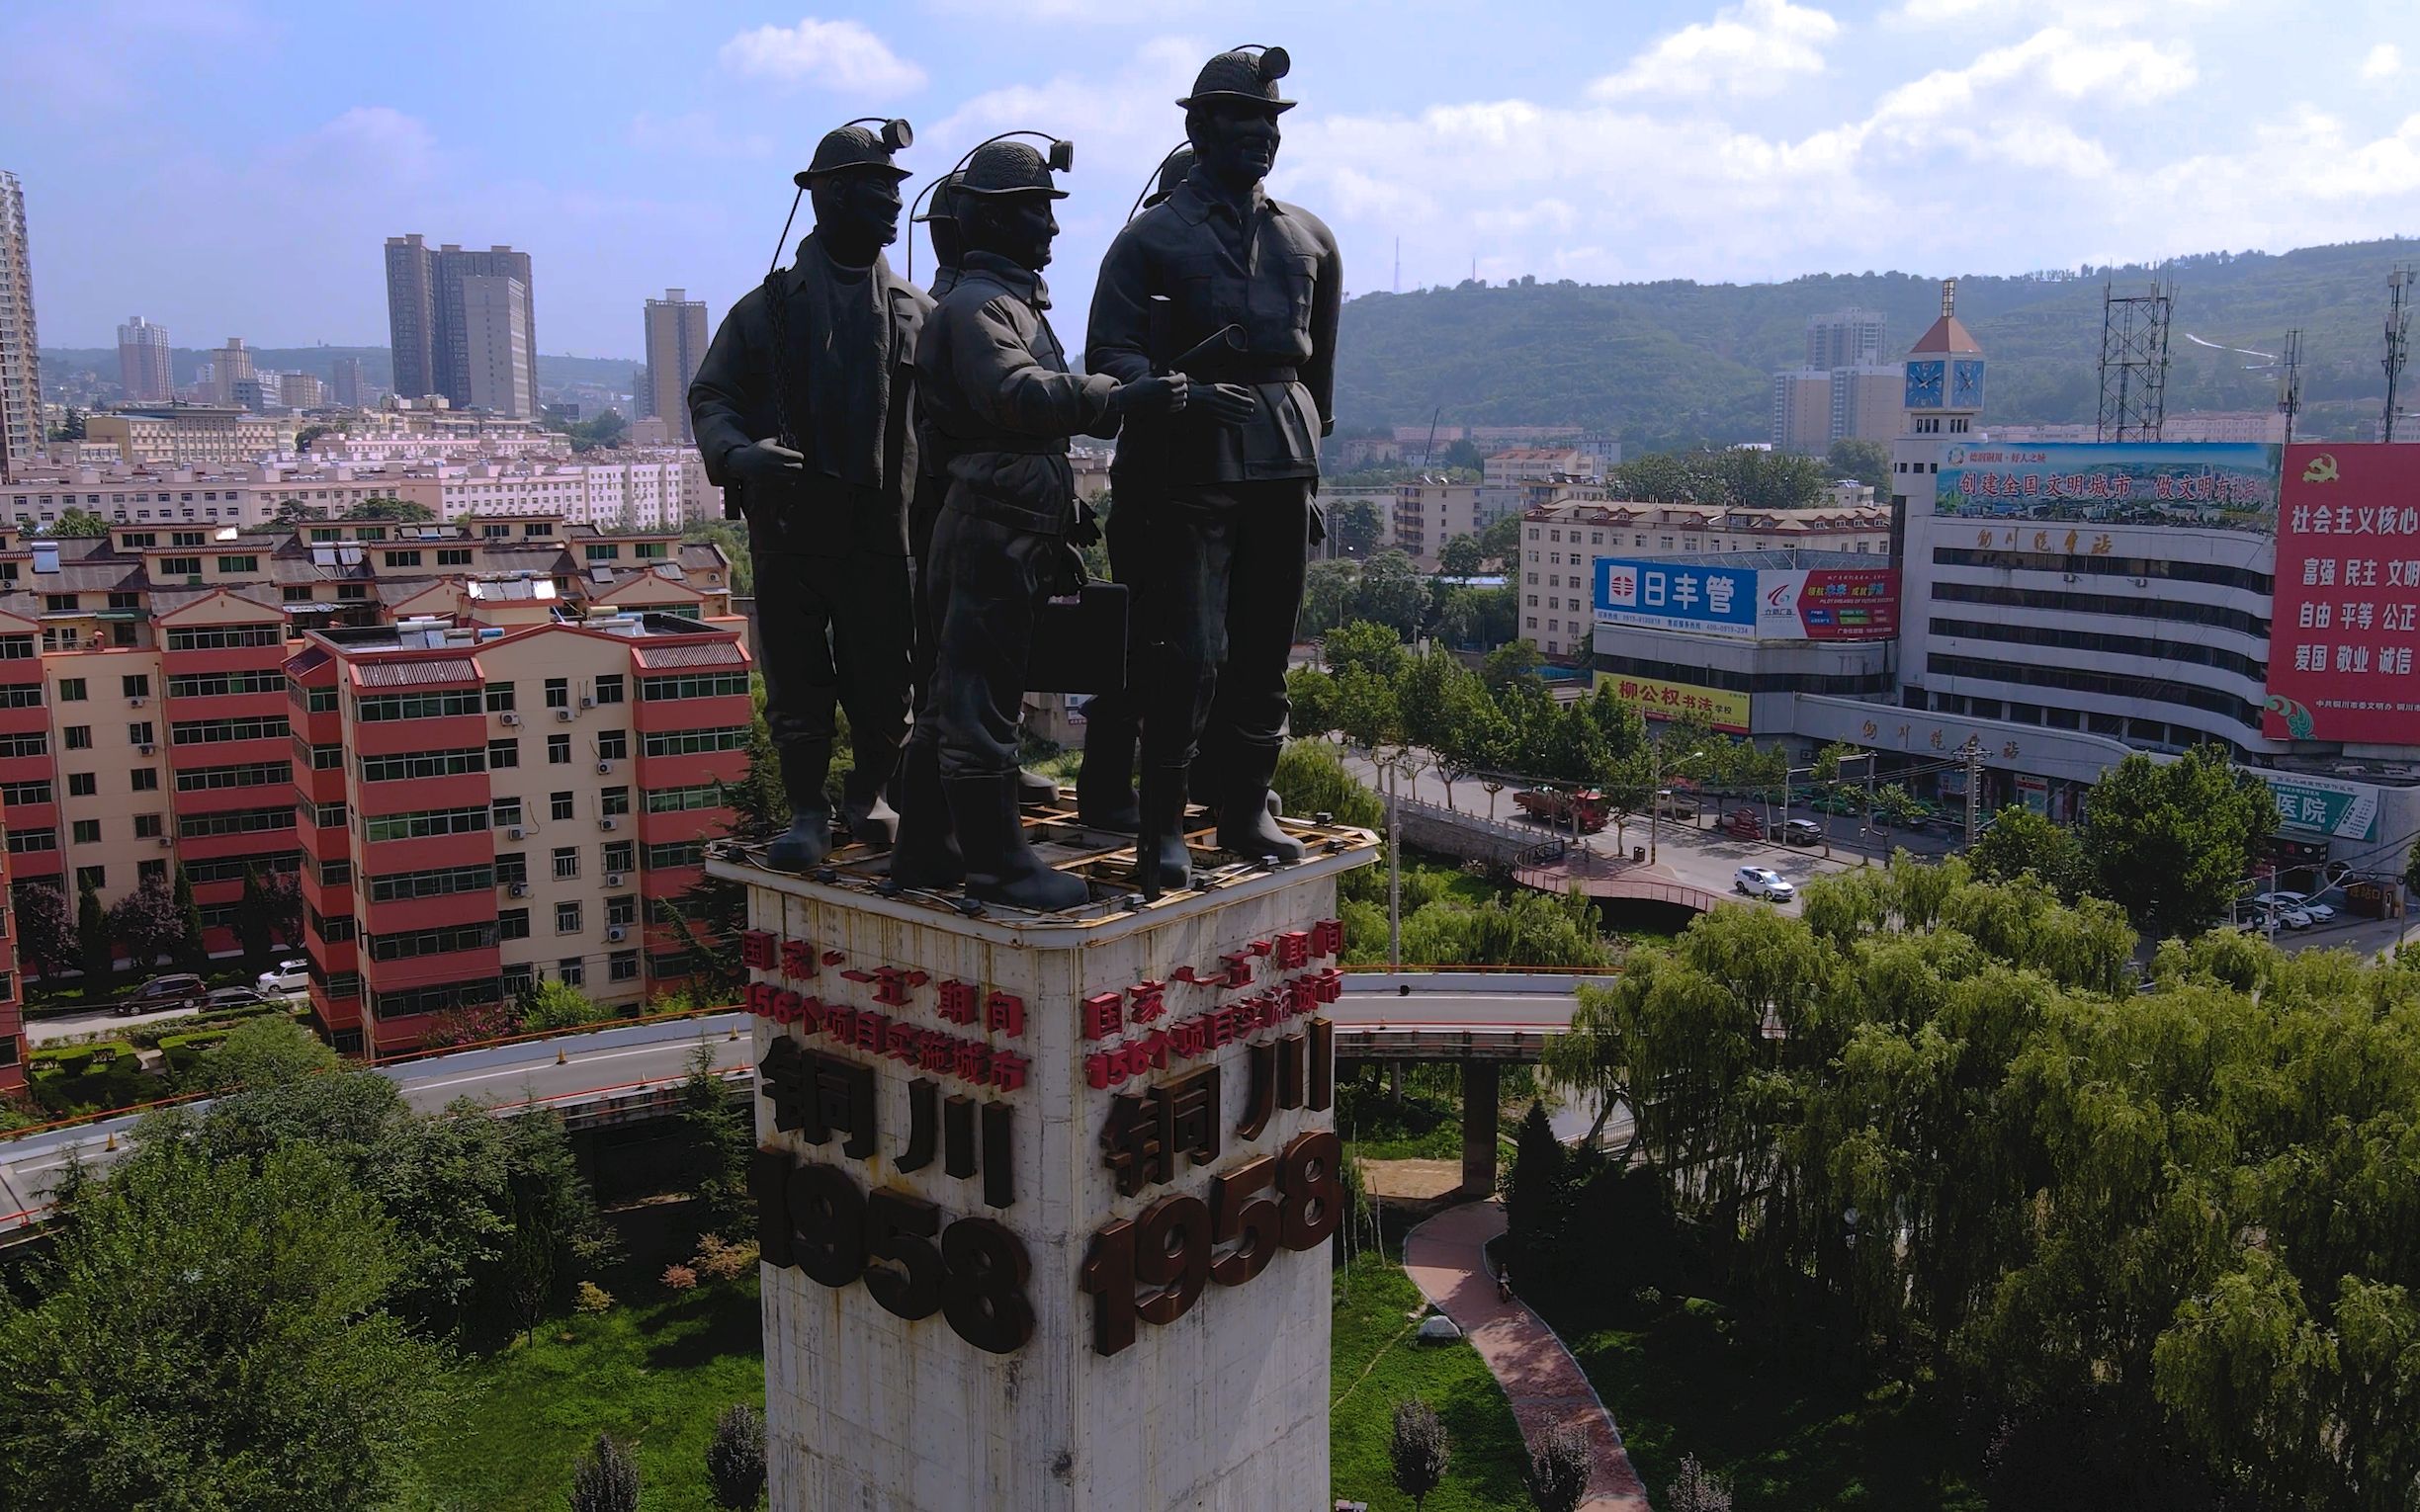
[1185, 363, 1298, 385]
[929, 432, 1069, 458]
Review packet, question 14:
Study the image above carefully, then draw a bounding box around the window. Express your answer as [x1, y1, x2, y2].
[556, 900, 582, 933]
[178, 806, 296, 839]
[597, 729, 628, 761]
[76, 866, 106, 892]
[57, 678, 85, 702]
[485, 682, 516, 712]
[600, 787, 631, 817]
[66, 773, 95, 798]
[498, 909, 531, 941]
[363, 806, 489, 842]
[128, 722, 153, 746]
[371, 978, 504, 1021]
[216, 555, 258, 574]
[355, 689, 478, 721]
[646, 839, 706, 869]
[315, 856, 353, 887]
[0, 686, 39, 709]
[158, 557, 202, 577]
[606, 894, 637, 927]
[643, 726, 748, 757]
[438, 548, 472, 566]
[645, 782, 722, 813]
[492, 797, 524, 829]
[44, 594, 77, 613]
[496, 852, 528, 886]
[163, 624, 281, 651]
[559, 958, 586, 987]
[483, 524, 511, 540]
[137, 861, 165, 885]
[171, 715, 289, 745]
[71, 819, 101, 844]
[609, 951, 640, 982]
[552, 846, 580, 881]
[547, 733, 570, 765]
[585, 544, 621, 561]
[133, 814, 162, 839]
[594, 674, 625, 705]
[64, 725, 90, 751]
[131, 768, 157, 792]
[384, 550, 422, 568]
[359, 748, 487, 782]
[171, 531, 204, 547]
[0, 780, 50, 805]
[312, 800, 347, 827]
[366, 864, 494, 902]
[168, 669, 285, 699]
[309, 742, 344, 770]
[551, 791, 574, 821]
[122, 674, 149, 698]
[367, 922, 496, 961]
[642, 671, 748, 701]
[176, 760, 290, 793]
[487, 738, 519, 769]
[544, 678, 568, 710]
[306, 686, 338, 714]
[6, 828, 56, 854]
[603, 840, 635, 873]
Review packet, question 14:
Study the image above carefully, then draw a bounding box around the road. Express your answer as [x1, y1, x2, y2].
[27, 992, 308, 1048]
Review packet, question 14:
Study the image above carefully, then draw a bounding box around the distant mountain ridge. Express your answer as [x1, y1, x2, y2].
[36, 346, 644, 395]
[1332, 235, 2420, 450]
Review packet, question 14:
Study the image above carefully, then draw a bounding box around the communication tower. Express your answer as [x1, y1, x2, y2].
[2277, 328, 2303, 445]
[2096, 279, 2174, 442]
[2384, 265, 2414, 443]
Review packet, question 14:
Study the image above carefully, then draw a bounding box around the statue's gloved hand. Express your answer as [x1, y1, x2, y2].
[1068, 500, 1102, 549]
[729, 439, 806, 484]
[1308, 501, 1328, 546]
[1188, 381, 1257, 425]
[1108, 375, 1187, 417]
[1051, 542, 1089, 598]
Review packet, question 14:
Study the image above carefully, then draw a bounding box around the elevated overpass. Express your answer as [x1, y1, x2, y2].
[0, 973, 1603, 1238]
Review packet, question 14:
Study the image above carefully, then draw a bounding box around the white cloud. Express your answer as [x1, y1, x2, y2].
[629, 111, 772, 160]
[1888, 0, 2231, 26]
[718, 17, 926, 96]
[2362, 42, 2404, 80]
[1592, 0, 1840, 100]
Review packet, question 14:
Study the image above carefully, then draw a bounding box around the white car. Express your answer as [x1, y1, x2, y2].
[2244, 898, 2313, 931]
[2265, 889, 2335, 923]
[1735, 866, 1795, 902]
[257, 958, 310, 994]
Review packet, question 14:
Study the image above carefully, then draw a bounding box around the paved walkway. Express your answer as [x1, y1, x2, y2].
[1402, 1199, 1650, 1511]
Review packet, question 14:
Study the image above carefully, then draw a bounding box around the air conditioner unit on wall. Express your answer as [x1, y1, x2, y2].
[599, 817, 618, 831]
[605, 873, 624, 886]
[607, 927, 626, 942]
[596, 760, 613, 774]
[556, 708, 574, 722]
[508, 825, 526, 840]
[501, 711, 521, 726]
[508, 882, 528, 897]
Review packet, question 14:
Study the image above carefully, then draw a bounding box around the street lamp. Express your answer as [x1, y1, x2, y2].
[1834, 751, 1877, 866]
[1647, 739, 1702, 866]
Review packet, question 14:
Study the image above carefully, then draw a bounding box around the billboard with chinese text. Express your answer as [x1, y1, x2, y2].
[2263, 444, 2420, 743]
[1595, 556, 1898, 641]
[1936, 442, 2278, 530]
[2255, 769, 2379, 842]
[1594, 670, 1751, 733]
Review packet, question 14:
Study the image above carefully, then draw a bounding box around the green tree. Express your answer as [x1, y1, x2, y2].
[1322, 619, 1410, 683]
[1476, 512, 1523, 570]
[1714, 447, 1826, 509]
[681, 1043, 753, 1238]
[720, 716, 789, 838]
[2406, 833, 2420, 895]
[1968, 805, 2091, 900]
[12, 882, 73, 981]
[1434, 584, 1516, 649]
[199, 1018, 341, 1093]
[1666, 1456, 1734, 1512]
[2081, 745, 2272, 940]
[567, 1434, 641, 1512]
[1285, 665, 1341, 740]
[0, 1136, 453, 1510]
[1826, 437, 1891, 491]
[1437, 533, 1486, 578]
[1388, 1396, 1451, 1510]
[1272, 739, 1385, 831]
[1482, 637, 1543, 691]
[522, 979, 612, 1032]
[1506, 1100, 1565, 1278]
[50, 507, 111, 538]
[706, 1403, 768, 1511]
[294, 423, 337, 454]
[1353, 549, 1429, 637]
[684, 518, 754, 597]
[171, 866, 209, 974]
[1327, 495, 1385, 557]
[76, 880, 112, 987]
[343, 496, 436, 522]
[1524, 1423, 1593, 1512]
[235, 864, 277, 975]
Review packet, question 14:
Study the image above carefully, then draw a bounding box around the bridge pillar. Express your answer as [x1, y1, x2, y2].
[1460, 1057, 1500, 1197]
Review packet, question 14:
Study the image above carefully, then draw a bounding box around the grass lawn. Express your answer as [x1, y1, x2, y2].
[1531, 1282, 1989, 1511]
[402, 1271, 765, 1511]
[1330, 1249, 1531, 1511]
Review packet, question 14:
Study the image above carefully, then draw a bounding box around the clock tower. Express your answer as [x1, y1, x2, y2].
[1904, 278, 1983, 437]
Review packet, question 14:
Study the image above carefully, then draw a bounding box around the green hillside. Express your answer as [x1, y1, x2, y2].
[1335, 236, 2420, 449]
[37, 346, 643, 395]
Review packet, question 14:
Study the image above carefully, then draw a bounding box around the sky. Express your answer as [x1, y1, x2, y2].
[8, 0, 2420, 363]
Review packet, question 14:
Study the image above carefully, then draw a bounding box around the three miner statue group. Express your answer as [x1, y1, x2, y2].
[690, 44, 1340, 912]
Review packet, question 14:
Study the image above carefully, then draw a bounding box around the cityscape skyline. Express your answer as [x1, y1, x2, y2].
[6, 2, 2420, 359]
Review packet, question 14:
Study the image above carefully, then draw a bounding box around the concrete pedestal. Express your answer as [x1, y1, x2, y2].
[714, 817, 1376, 1512]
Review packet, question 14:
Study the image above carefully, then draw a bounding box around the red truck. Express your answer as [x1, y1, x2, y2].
[1514, 788, 1610, 834]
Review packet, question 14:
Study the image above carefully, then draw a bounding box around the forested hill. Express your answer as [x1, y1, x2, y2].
[1333, 235, 2420, 450]
[35, 346, 643, 395]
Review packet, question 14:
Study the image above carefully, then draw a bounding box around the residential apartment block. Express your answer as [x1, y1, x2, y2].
[0, 171, 38, 480]
[1481, 448, 1592, 488]
[117, 316, 173, 403]
[1519, 499, 1892, 658]
[385, 236, 539, 415]
[83, 406, 298, 467]
[642, 289, 710, 444]
[0, 513, 740, 1069]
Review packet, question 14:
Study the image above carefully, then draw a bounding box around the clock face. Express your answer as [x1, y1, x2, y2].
[1951, 360, 1984, 408]
[1905, 359, 1945, 409]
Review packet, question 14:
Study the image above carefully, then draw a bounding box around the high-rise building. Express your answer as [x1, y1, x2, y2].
[460, 275, 532, 418]
[0, 171, 39, 480]
[1770, 369, 1832, 453]
[117, 315, 173, 402]
[232, 374, 282, 413]
[330, 356, 366, 408]
[283, 372, 325, 409]
[212, 337, 254, 406]
[642, 288, 709, 442]
[384, 235, 538, 414]
[1806, 308, 1886, 371]
[1828, 364, 1907, 448]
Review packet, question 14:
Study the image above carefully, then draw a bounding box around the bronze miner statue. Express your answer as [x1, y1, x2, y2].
[1087, 45, 1341, 897]
[890, 135, 1185, 910]
[690, 117, 928, 871]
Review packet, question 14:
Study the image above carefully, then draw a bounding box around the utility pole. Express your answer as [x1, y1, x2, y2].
[2278, 328, 2303, 445]
[1648, 738, 1661, 866]
[1385, 756, 1403, 969]
[2386, 265, 2413, 443]
[1963, 737, 1983, 849]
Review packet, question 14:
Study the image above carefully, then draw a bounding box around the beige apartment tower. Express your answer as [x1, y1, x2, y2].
[0, 171, 38, 478]
[118, 316, 173, 403]
[642, 289, 709, 443]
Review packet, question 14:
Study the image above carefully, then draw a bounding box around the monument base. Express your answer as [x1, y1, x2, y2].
[714, 807, 1376, 1512]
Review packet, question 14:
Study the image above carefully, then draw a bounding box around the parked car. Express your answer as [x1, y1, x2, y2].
[257, 958, 310, 994]
[1780, 818, 1824, 845]
[2243, 898, 2314, 931]
[206, 985, 270, 1010]
[120, 971, 207, 1017]
[1735, 866, 1796, 902]
[2264, 889, 2335, 922]
[1722, 807, 1765, 840]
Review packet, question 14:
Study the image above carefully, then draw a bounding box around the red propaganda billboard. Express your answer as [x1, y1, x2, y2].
[1786, 567, 1899, 641]
[2264, 444, 2420, 742]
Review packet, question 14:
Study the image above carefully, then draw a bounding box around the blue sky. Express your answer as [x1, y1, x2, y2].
[7, 0, 2418, 361]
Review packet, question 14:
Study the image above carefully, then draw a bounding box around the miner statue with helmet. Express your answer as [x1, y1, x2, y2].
[689, 118, 929, 871]
[1087, 45, 1342, 897]
[889, 135, 1188, 910]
